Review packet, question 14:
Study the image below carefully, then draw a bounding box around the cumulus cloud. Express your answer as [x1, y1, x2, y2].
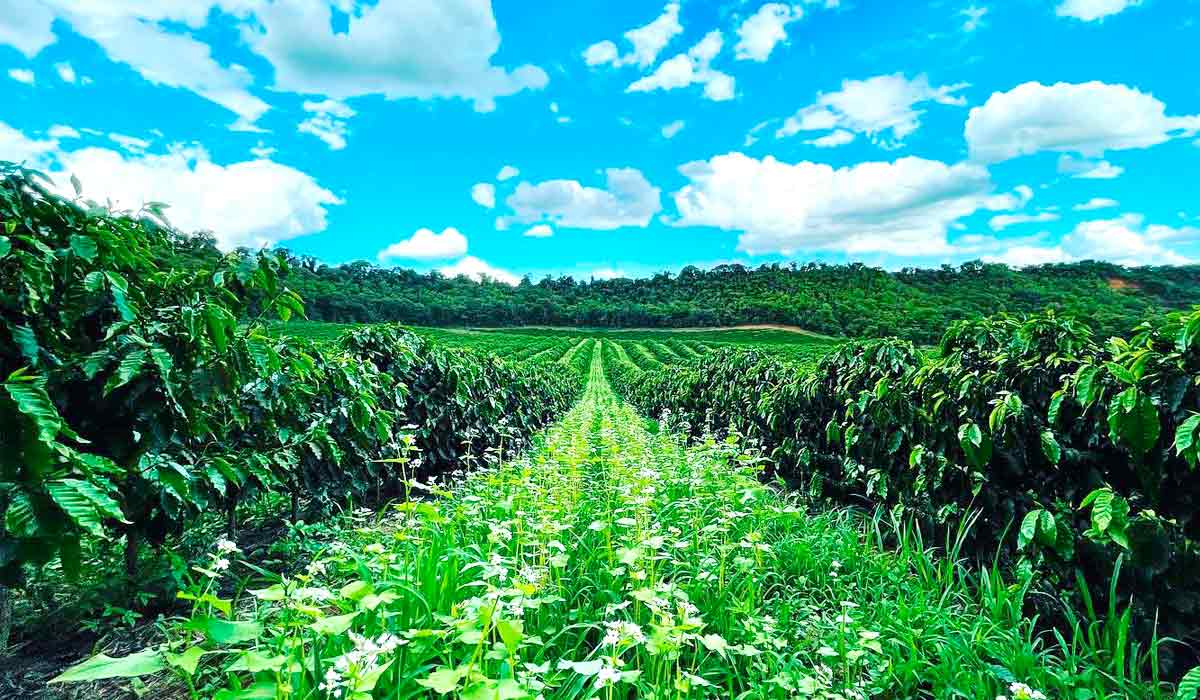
[1074, 197, 1119, 211]
[0, 2, 270, 128]
[583, 2, 683, 68]
[8, 68, 34, 84]
[661, 120, 686, 138]
[1057, 154, 1124, 179]
[244, 0, 547, 113]
[988, 211, 1060, 231]
[298, 99, 355, 150]
[48, 124, 80, 139]
[777, 73, 968, 148]
[627, 30, 734, 102]
[471, 182, 496, 209]
[965, 81, 1200, 162]
[378, 227, 468, 261]
[0, 120, 339, 250]
[986, 214, 1196, 268]
[497, 165, 520, 181]
[505, 167, 662, 230]
[250, 141, 276, 158]
[672, 153, 1022, 257]
[523, 224, 554, 238]
[985, 245, 1073, 267]
[735, 3, 804, 62]
[108, 132, 151, 153]
[439, 255, 519, 285]
[0, 1, 546, 126]
[1056, 0, 1142, 21]
[1061, 215, 1194, 265]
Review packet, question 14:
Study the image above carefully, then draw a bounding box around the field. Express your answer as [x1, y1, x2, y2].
[3, 170, 1200, 700]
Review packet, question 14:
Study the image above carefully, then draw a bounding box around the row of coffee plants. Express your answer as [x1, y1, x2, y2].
[0, 163, 581, 649]
[607, 309, 1200, 676]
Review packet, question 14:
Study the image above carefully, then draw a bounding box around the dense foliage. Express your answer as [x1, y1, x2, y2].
[0, 164, 581, 649]
[608, 309, 1200, 674]
[204, 242, 1200, 343]
[50, 352, 1181, 699]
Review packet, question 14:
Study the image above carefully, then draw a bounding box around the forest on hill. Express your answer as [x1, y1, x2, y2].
[169, 233, 1200, 343]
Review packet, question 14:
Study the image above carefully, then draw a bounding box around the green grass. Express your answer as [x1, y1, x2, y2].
[55, 344, 1168, 699]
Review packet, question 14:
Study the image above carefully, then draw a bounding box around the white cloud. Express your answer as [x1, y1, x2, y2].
[0, 0, 55, 57]
[671, 152, 1021, 257]
[48, 124, 80, 139]
[1061, 215, 1194, 265]
[1057, 154, 1124, 179]
[298, 99, 355, 150]
[471, 182, 496, 209]
[54, 61, 75, 83]
[8, 68, 34, 84]
[506, 167, 662, 230]
[988, 211, 1060, 231]
[250, 141, 276, 158]
[497, 165, 520, 181]
[439, 255, 519, 285]
[962, 5, 988, 31]
[1074, 197, 1119, 211]
[590, 267, 626, 280]
[735, 3, 804, 62]
[777, 73, 968, 147]
[0, 121, 57, 166]
[2, 119, 339, 250]
[583, 40, 619, 66]
[523, 224, 554, 238]
[1, 3, 271, 128]
[627, 30, 735, 102]
[986, 214, 1198, 268]
[59, 145, 339, 249]
[378, 227, 468, 261]
[806, 129, 855, 148]
[1056, 0, 1142, 22]
[108, 132, 151, 153]
[985, 245, 1072, 267]
[584, 2, 683, 69]
[661, 120, 686, 138]
[965, 81, 1200, 162]
[243, 0, 547, 113]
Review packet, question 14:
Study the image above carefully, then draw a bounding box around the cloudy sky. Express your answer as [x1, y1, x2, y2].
[1, 0, 1198, 282]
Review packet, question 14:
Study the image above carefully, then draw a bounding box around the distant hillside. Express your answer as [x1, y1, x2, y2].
[169, 236, 1197, 344]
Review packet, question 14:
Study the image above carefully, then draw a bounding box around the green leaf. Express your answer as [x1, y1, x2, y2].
[1018, 510, 1041, 550]
[1040, 429, 1062, 465]
[70, 173, 82, 197]
[0, 234, 11, 258]
[310, 611, 358, 636]
[214, 682, 278, 700]
[69, 234, 97, 262]
[46, 480, 111, 537]
[226, 650, 287, 673]
[186, 616, 263, 644]
[50, 648, 165, 683]
[11, 325, 38, 366]
[958, 423, 991, 469]
[417, 665, 472, 694]
[164, 647, 209, 675]
[4, 491, 38, 538]
[497, 618, 523, 655]
[1175, 414, 1200, 468]
[1107, 388, 1160, 456]
[1175, 666, 1200, 700]
[5, 375, 63, 442]
[1076, 366, 1101, 406]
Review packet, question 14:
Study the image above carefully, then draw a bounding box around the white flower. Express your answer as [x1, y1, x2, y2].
[212, 558, 230, 571]
[594, 665, 621, 688]
[216, 538, 240, 554]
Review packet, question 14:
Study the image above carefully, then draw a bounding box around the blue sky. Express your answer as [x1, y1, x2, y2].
[1, 0, 1198, 283]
